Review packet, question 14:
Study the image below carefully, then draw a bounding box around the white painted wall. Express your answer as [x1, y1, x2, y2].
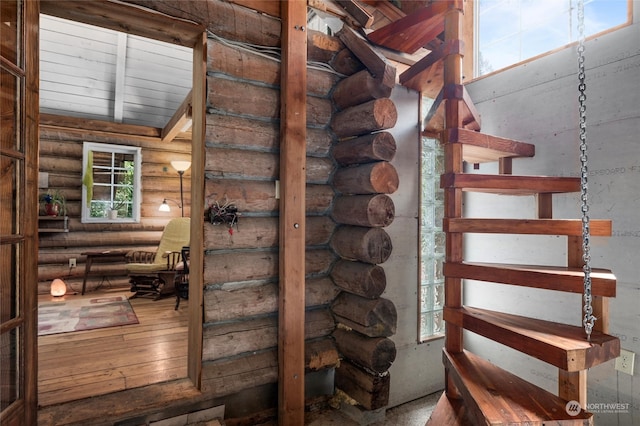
[464, 6, 640, 425]
[385, 86, 445, 407]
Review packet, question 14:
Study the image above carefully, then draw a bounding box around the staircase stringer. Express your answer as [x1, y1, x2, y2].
[442, 2, 465, 402]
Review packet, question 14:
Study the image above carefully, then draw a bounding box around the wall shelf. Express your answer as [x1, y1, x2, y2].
[38, 216, 69, 233]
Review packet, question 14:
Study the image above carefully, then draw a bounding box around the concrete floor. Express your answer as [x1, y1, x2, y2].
[304, 391, 441, 425]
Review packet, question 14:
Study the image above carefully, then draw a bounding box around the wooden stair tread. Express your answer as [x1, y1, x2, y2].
[441, 173, 580, 194]
[447, 128, 536, 164]
[425, 392, 469, 425]
[444, 349, 593, 425]
[443, 218, 612, 236]
[444, 261, 616, 297]
[444, 307, 620, 371]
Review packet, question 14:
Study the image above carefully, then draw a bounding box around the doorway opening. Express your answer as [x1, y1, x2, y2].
[37, 0, 204, 409]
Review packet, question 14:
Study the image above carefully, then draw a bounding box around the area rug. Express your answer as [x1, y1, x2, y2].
[38, 294, 139, 336]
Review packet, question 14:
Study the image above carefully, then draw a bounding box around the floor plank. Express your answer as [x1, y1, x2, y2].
[37, 289, 188, 407]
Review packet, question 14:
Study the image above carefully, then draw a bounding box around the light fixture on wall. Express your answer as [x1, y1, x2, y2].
[159, 198, 182, 213]
[159, 160, 191, 217]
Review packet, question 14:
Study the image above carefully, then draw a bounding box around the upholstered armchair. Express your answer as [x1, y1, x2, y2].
[126, 217, 190, 299]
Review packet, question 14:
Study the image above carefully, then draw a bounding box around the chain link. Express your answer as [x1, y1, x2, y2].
[577, 0, 596, 341]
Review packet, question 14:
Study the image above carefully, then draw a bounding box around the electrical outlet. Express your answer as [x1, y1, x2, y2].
[69, 258, 76, 268]
[615, 349, 635, 375]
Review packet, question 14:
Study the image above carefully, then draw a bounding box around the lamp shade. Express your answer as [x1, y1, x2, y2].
[171, 160, 191, 172]
[159, 200, 171, 212]
[50, 278, 67, 297]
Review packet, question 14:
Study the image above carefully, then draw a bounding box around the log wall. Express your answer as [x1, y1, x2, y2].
[37, 126, 191, 294]
[199, 8, 343, 405]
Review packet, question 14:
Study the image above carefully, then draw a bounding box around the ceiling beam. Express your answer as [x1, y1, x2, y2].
[162, 90, 193, 142]
[40, 0, 205, 47]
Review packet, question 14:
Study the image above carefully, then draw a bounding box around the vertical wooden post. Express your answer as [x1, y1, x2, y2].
[563, 236, 589, 406]
[279, 1, 307, 424]
[25, 0, 41, 422]
[536, 193, 553, 219]
[443, 2, 466, 399]
[188, 32, 207, 388]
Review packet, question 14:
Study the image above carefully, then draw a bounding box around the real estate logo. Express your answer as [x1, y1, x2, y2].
[565, 400, 631, 416]
[566, 400, 582, 416]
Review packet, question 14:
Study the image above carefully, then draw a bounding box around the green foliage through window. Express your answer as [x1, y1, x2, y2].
[82, 142, 141, 223]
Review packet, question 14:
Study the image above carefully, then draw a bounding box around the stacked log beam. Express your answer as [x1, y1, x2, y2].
[328, 51, 399, 410]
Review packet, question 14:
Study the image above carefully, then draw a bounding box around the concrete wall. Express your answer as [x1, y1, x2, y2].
[385, 86, 445, 407]
[465, 7, 640, 425]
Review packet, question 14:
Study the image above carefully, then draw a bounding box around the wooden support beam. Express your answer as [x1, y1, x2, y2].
[162, 90, 192, 142]
[40, 0, 204, 47]
[188, 31, 207, 390]
[278, 1, 307, 425]
[559, 369, 587, 408]
[443, 4, 465, 400]
[40, 113, 161, 138]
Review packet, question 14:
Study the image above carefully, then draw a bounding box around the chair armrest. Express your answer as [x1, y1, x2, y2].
[163, 250, 182, 270]
[126, 251, 156, 264]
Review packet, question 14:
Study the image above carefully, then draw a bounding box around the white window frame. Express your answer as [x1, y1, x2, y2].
[81, 141, 141, 223]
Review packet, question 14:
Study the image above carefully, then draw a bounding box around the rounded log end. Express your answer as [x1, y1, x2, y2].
[370, 162, 399, 195]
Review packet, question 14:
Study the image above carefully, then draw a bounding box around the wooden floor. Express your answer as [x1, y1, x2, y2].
[38, 289, 188, 407]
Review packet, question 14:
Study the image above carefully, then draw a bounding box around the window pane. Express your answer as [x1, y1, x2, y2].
[0, 328, 20, 410]
[1, 67, 21, 152]
[419, 129, 446, 341]
[0, 243, 19, 323]
[0, 0, 21, 66]
[82, 142, 140, 222]
[477, 0, 629, 76]
[0, 156, 18, 235]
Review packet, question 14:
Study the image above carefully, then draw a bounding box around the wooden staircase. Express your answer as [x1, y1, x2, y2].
[358, 1, 621, 424]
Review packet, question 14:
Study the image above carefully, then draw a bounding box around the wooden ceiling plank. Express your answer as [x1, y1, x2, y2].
[40, 0, 204, 47]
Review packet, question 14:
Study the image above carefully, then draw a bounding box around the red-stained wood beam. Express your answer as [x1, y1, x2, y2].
[278, 1, 307, 425]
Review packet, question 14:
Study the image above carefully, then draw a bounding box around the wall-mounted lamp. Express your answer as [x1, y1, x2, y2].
[159, 198, 182, 213]
[161, 160, 191, 217]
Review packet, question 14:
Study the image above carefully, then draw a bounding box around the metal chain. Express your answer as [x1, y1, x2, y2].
[577, 0, 595, 340]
